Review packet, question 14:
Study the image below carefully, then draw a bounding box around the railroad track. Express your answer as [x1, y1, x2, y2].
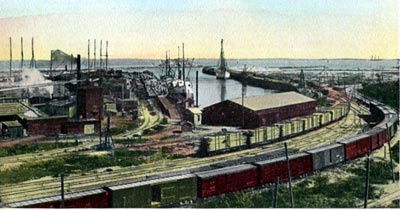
[0, 102, 368, 203]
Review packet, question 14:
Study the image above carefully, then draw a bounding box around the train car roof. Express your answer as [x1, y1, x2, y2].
[7, 189, 106, 208]
[107, 174, 195, 191]
[305, 143, 343, 154]
[195, 164, 256, 179]
[337, 133, 370, 144]
[253, 152, 309, 166]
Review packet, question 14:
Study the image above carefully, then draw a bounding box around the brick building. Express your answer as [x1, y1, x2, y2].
[202, 91, 316, 129]
[77, 86, 103, 120]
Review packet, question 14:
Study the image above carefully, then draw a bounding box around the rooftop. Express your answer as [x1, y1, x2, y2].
[0, 102, 45, 119]
[2, 120, 22, 128]
[228, 91, 315, 111]
[187, 107, 202, 114]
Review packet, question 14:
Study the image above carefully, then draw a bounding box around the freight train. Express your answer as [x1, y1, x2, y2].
[6, 96, 398, 208]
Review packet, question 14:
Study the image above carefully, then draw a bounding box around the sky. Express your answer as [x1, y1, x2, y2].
[0, 0, 398, 59]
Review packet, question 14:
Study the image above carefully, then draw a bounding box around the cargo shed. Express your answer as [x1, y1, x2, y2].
[202, 91, 316, 128]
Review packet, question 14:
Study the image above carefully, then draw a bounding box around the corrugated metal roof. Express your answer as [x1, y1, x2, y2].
[7, 189, 105, 208]
[2, 120, 22, 128]
[228, 91, 315, 111]
[195, 164, 256, 178]
[0, 102, 44, 118]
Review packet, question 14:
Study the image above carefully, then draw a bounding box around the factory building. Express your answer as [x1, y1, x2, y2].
[77, 86, 103, 120]
[202, 91, 316, 129]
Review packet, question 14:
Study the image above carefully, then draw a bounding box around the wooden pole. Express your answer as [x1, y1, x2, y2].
[61, 174, 65, 208]
[364, 153, 370, 208]
[284, 142, 294, 208]
[273, 176, 280, 208]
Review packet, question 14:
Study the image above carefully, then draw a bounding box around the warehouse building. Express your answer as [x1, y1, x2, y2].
[202, 91, 316, 129]
[77, 86, 103, 120]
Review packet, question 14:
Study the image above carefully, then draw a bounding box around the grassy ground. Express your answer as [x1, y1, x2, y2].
[0, 142, 81, 157]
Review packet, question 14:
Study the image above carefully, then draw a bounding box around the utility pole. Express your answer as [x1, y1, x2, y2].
[30, 37, 36, 69]
[60, 174, 65, 208]
[386, 124, 395, 183]
[273, 176, 280, 207]
[20, 37, 24, 69]
[88, 39, 90, 70]
[196, 71, 199, 107]
[284, 142, 294, 208]
[106, 40, 108, 70]
[364, 153, 370, 208]
[9, 37, 12, 76]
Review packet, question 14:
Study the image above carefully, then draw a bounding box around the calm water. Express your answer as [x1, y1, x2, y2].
[0, 58, 397, 108]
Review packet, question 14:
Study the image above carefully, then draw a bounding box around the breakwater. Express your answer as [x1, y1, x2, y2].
[202, 66, 297, 92]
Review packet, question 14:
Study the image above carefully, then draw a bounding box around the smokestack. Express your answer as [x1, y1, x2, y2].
[50, 50, 53, 77]
[21, 37, 24, 69]
[70, 54, 73, 71]
[9, 37, 12, 76]
[182, 43, 185, 81]
[177, 46, 180, 78]
[77, 54, 81, 81]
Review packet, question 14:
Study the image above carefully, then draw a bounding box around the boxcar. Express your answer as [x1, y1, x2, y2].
[106, 174, 197, 208]
[337, 133, 371, 160]
[195, 164, 257, 198]
[254, 152, 312, 185]
[7, 189, 108, 208]
[305, 143, 345, 170]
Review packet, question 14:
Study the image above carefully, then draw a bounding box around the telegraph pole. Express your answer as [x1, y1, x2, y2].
[284, 142, 294, 208]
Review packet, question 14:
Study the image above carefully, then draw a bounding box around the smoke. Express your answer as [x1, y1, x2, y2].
[20, 67, 54, 97]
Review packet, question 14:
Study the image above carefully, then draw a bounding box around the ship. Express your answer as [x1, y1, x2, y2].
[215, 39, 230, 80]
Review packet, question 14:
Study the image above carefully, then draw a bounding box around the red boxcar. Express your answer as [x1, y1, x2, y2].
[338, 134, 371, 160]
[254, 152, 313, 185]
[195, 164, 257, 198]
[7, 189, 108, 208]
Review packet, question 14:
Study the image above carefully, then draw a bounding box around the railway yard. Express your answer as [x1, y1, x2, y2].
[0, 102, 371, 203]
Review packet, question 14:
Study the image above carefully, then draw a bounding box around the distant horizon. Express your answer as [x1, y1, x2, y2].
[0, 0, 397, 60]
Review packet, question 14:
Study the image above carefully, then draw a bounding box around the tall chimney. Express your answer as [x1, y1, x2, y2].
[94, 39, 96, 69]
[77, 54, 81, 81]
[88, 39, 90, 70]
[21, 37, 24, 69]
[105, 41, 108, 70]
[9, 37, 12, 76]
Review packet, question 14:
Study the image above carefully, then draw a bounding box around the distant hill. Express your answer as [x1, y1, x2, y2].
[52, 49, 76, 63]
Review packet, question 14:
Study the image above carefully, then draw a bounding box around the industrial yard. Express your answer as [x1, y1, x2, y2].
[0, 1, 398, 208]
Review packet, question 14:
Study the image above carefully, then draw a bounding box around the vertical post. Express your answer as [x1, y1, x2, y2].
[30, 37, 35, 69]
[196, 71, 199, 107]
[21, 37, 24, 69]
[182, 43, 185, 81]
[106, 113, 110, 148]
[177, 46, 180, 78]
[77, 54, 81, 81]
[284, 142, 294, 208]
[61, 174, 65, 208]
[94, 39, 96, 69]
[10, 37, 12, 76]
[88, 39, 90, 70]
[50, 50, 53, 77]
[364, 153, 370, 208]
[387, 132, 395, 183]
[273, 176, 280, 208]
[70, 54, 73, 71]
[241, 84, 245, 128]
[106, 40, 108, 70]
[100, 40, 103, 69]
